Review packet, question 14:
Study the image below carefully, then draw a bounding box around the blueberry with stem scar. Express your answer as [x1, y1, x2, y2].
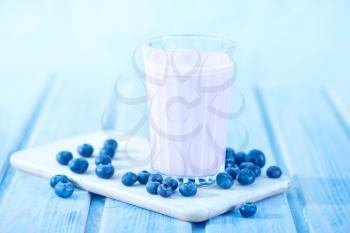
[137, 170, 151, 185]
[54, 180, 74, 198]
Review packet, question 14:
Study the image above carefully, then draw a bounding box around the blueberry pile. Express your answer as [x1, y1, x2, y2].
[219, 148, 282, 189]
[216, 147, 283, 217]
[50, 175, 74, 198]
[51, 138, 118, 198]
[121, 171, 197, 198]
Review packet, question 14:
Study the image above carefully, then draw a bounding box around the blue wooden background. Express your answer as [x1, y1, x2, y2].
[0, 0, 349, 84]
[0, 1, 350, 233]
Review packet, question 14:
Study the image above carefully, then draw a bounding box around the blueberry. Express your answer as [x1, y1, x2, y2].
[95, 164, 115, 179]
[246, 149, 266, 168]
[149, 174, 163, 183]
[77, 144, 94, 157]
[225, 153, 236, 168]
[104, 138, 118, 150]
[225, 157, 235, 164]
[216, 172, 233, 189]
[137, 170, 151, 184]
[198, 178, 206, 183]
[225, 165, 240, 179]
[239, 202, 257, 218]
[239, 162, 261, 177]
[234, 152, 247, 165]
[226, 147, 235, 157]
[225, 162, 235, 169]
[266, 166, 282, 178]
[68, 158, 89, 174]
[56, 151, 73, 165]
[95, 155, 112, 165]
[179, 182, 197, 197]
[50, 174, 69, 188]
[239, 161, 256, 169]
[225, 147, 235, 164]
[251, 166, 261, 177]
[54, 180, 74, 198]
[146, 181, 161, 195]
[188, 178, 196, 183]
[164, 177, 178, 191]
[100, 146, 115, 158]
[121, 172, 138, 186]
[157, 184, 173, 198]
[237, 168, 256, 185]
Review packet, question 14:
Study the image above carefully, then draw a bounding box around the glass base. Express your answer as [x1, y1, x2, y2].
[159, 173, 217, 187]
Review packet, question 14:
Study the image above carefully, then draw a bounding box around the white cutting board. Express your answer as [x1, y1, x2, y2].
[10, 131, 290, 222]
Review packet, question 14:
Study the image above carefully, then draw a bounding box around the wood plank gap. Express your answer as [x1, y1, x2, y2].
[192, 221, 206, 233]
[84, 194, 106, 233]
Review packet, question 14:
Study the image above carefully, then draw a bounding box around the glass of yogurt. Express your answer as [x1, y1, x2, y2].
[143, 35, 235, 185]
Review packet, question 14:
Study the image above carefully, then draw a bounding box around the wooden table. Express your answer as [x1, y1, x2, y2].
[0, 75, 349, 233]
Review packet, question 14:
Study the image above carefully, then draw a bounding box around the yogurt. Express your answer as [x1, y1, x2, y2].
[144, 48, 234, 177]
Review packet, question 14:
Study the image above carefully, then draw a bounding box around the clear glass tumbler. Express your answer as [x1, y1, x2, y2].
[143, 35, 235, 185]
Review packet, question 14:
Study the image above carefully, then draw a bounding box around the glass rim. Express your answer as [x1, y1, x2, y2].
[143, 34, 236, 54]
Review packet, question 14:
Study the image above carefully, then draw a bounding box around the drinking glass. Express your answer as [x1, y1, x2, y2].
[143, 35, 235, 185]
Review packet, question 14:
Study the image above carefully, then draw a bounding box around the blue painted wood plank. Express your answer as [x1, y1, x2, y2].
[258, 85, 350, 233]
[206, 195, 294, 233]
[0, 73, 49, 182]
[303, 204, 350, 233]
[99, 200, 192, 233]
[84, 194, 105, 233]
[205, 88, 296, 233]
[325, 87, 350, 140]
[0, 73, 116, 233]
[0, 172, 90, 233]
